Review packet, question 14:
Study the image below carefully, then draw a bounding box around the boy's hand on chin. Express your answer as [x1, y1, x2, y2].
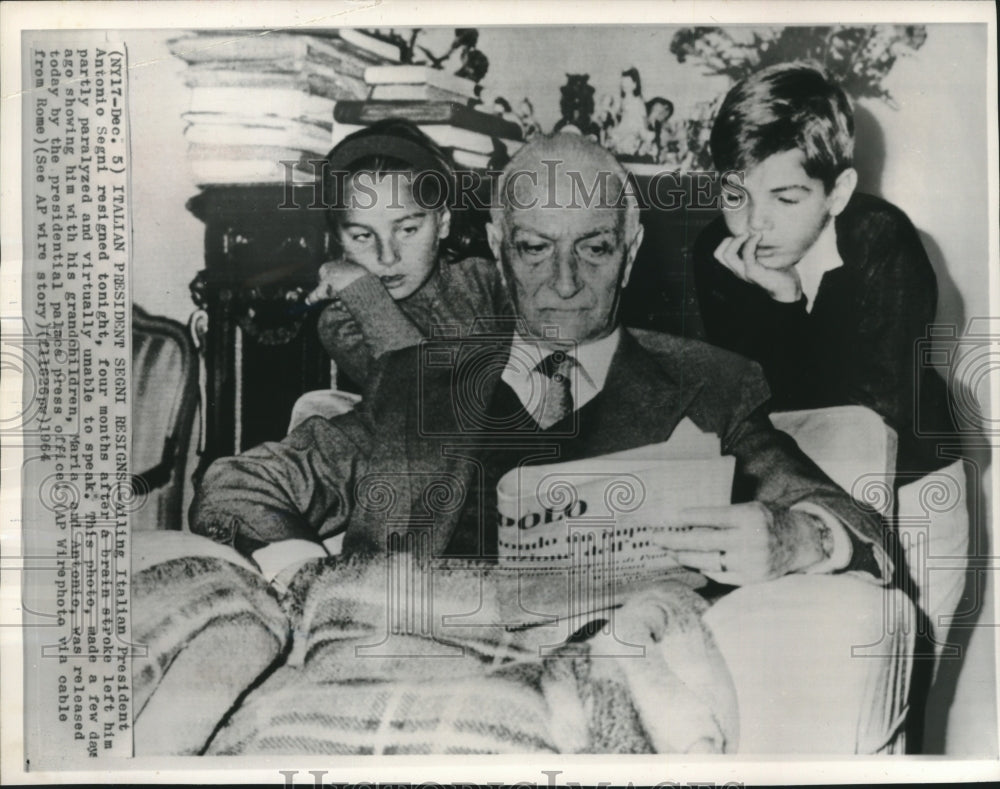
[305, 259, 370, 304]
[713, 232, 803, 304]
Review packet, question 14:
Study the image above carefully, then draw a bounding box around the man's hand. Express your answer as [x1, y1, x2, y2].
[305, 259, 370, 305]
[713, 232, 803, 303]
[654, 502, 828, 586]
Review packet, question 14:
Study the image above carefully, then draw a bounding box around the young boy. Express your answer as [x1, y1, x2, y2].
[305, 119, 506, 389]
[693, 62, 956, 480]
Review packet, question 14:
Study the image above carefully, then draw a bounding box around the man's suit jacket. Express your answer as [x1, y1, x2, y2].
[190, 327, 890, 578]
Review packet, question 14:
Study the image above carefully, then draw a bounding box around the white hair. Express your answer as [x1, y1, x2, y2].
[490, 132, 641, 245]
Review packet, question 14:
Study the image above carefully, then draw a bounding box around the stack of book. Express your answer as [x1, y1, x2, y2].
[168, 30, 400, 185]
[333, 65, 524, 171]
[364, 64, 478, 104]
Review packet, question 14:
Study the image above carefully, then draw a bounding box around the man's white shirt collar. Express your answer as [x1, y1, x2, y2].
[794, 219, 844, 312]
[501, 327, 622, 415]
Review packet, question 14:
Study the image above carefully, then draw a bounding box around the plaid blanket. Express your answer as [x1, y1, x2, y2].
[132, 543, 737, 755]
[131, 554, 290, 754]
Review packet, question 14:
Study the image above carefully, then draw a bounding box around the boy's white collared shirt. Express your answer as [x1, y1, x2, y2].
[794, 219, 844, 312]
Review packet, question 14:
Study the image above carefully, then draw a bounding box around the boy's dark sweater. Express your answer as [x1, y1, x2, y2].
[694, 192, 957, 479]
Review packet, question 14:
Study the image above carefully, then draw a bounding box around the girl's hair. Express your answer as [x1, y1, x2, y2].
[322, 118, 477, 261]
[621, 67, 642, 97]
[710, 62, 854, 192]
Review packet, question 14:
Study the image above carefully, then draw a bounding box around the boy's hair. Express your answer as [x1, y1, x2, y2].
[710, 62, 854, 191]
[322, 118, 476, 260]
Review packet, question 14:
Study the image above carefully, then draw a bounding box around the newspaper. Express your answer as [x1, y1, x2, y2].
[493, 426, 733, 629]
[496, 422, 733, 606]
[1, 1, 998, 785]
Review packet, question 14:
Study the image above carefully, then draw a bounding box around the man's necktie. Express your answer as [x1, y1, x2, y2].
[535, 351, 577, 429]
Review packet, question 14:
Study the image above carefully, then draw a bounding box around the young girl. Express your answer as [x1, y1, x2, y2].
[306, 119, 507, 388]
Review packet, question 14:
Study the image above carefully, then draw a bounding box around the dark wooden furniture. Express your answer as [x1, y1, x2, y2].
[187, 185, 334, 465]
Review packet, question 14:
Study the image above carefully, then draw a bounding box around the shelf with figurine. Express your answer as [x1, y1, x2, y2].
[553, 69, 694, 177]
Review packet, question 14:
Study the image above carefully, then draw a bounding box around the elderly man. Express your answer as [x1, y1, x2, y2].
[192, 133, 886, 587]
[190, 133, 907, 752]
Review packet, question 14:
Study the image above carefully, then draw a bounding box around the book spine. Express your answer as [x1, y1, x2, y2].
[189, 159, 316, 186]
[183, 69, 365, 101]
[420, 125, 494, 154]
[168, 33, 384, 81]
[337, 29, 401, 62]
[333, 100, 456, 125]
[315, 41, 385, 79]
[331, 121, 520, 163]
[332, 101, 523, 141]
[369, 84, 473, 104]
[168, 34, 309, 64]
[363, 66, 477, 97]
[187, 143, 312, 160]
[185, 124, 331, 154]
[189, 87, 335, 126]
[362, 65, 425, 84]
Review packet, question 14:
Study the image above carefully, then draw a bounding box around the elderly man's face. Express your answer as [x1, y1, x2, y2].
[487, 163, 641, 347]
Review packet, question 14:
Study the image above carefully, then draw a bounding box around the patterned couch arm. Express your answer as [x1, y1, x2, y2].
[131, 305, 200, 531]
